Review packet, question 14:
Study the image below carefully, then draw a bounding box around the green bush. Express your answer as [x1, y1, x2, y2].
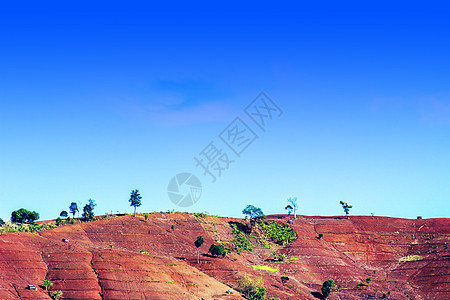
[237, 276, 266, 300]
[208, 244, 226, 257]
[272, 252, 287, 262]
[321, 279, 335, 299]
[258, 220, 297, 245]
[231, 224, 253, 253]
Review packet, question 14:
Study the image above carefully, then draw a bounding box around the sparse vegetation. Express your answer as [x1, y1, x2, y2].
[237, 276, 266, 300]
[258, 219, 297, 245]
[399, 255, 423, 262]
[272, 252, 287, 262]
[231, 223, 253, 254]
[252, 265, 279, 272]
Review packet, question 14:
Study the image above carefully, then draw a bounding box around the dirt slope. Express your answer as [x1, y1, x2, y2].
[0, 213, 448, 299]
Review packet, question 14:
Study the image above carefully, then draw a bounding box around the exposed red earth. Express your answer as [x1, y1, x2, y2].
[0, 213, 448, 299]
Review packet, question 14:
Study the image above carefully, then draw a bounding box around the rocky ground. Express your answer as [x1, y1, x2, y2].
[0, 213, 448, 299]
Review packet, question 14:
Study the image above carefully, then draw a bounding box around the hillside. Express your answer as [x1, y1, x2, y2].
[0, 213, 448, 299]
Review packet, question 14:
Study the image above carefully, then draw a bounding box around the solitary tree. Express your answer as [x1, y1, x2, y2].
[287, 197, 298, 219]
[82, 199, 96, 221]
[242, 205, 264, 230]
[129, 189, 142, 217]
[285, 205, 293, 219]
[69, 202, 79, 218]
[281, 276, 289, 286]
[194, 236, 204, 264]
[11, 208, 39, 223]
[339, 201, 352, 218]
[321, 279, 335, 299]
[0, 218, 4, 226]
[42, 279, 53, 291]
[60, 211, 68, 218]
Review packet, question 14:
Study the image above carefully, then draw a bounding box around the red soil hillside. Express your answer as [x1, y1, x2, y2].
[0, 213, 448, 299]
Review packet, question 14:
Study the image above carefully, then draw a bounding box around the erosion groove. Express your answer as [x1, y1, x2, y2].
[0, 213, 448, 299]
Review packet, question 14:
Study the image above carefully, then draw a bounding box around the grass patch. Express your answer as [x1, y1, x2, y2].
[252, 265, 279, 272]
[289, 257, 299, 261]
[399, 255, 423, 262]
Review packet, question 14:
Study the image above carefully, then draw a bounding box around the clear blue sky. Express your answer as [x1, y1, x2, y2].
[1, 2, 449, 221]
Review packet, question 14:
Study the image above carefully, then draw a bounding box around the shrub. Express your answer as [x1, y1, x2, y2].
[55, 217, 63, 226]
[321, 279, 335, 299]
[318, 233, 324, 239]
[281, 276, 289, 286]
[208, 244, 226, 257]
[272, 252, 287, 262]
[231, 224, 253, 253]
[50, 290, 63, 300]
[237, 276, 266, 300]
[258, 220, 297, 245]
[399, 255, 423, 262]
[42, 279, 53, 291]
[366, 277, 372, 286]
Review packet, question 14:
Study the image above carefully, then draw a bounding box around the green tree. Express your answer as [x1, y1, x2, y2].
[281, 276, 289, 286]
[208, 244, 226, 257]
[55, 217, 63, 226]
[339, 201, 352, 218]
[42, 279, 53, 291]
[242, 205, 264, 230]
[366, 277, 372, 286]
[321, 279, 335, 299]
[0, 218, 4, 225]
[194, 236, 204, 264]
[82, 199, 96, 221]
[129, 189, 142, 217]
[237, 276, 266, 300]
[60, 210, 68, 218]
[69, 202, 79, 218]
[11, 208, 39, 223]
[287, 197, 298, 218]
[285, 204, 293, 219]
[50, 290, 63, 300]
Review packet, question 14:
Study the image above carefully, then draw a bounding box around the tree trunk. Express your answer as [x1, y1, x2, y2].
[197, 248, 200, 264]
[134, 206, 136, 217]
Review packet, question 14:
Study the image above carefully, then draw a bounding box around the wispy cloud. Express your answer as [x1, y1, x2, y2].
[111, 79, 237, 126]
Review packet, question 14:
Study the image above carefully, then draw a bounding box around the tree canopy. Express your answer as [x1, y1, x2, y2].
[11, 208, 39, 223]
[242, 205, 264, 220]
[82, 199, 96, 221]
[129, 189, 142, 217]
[69, 202, 79, 218]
